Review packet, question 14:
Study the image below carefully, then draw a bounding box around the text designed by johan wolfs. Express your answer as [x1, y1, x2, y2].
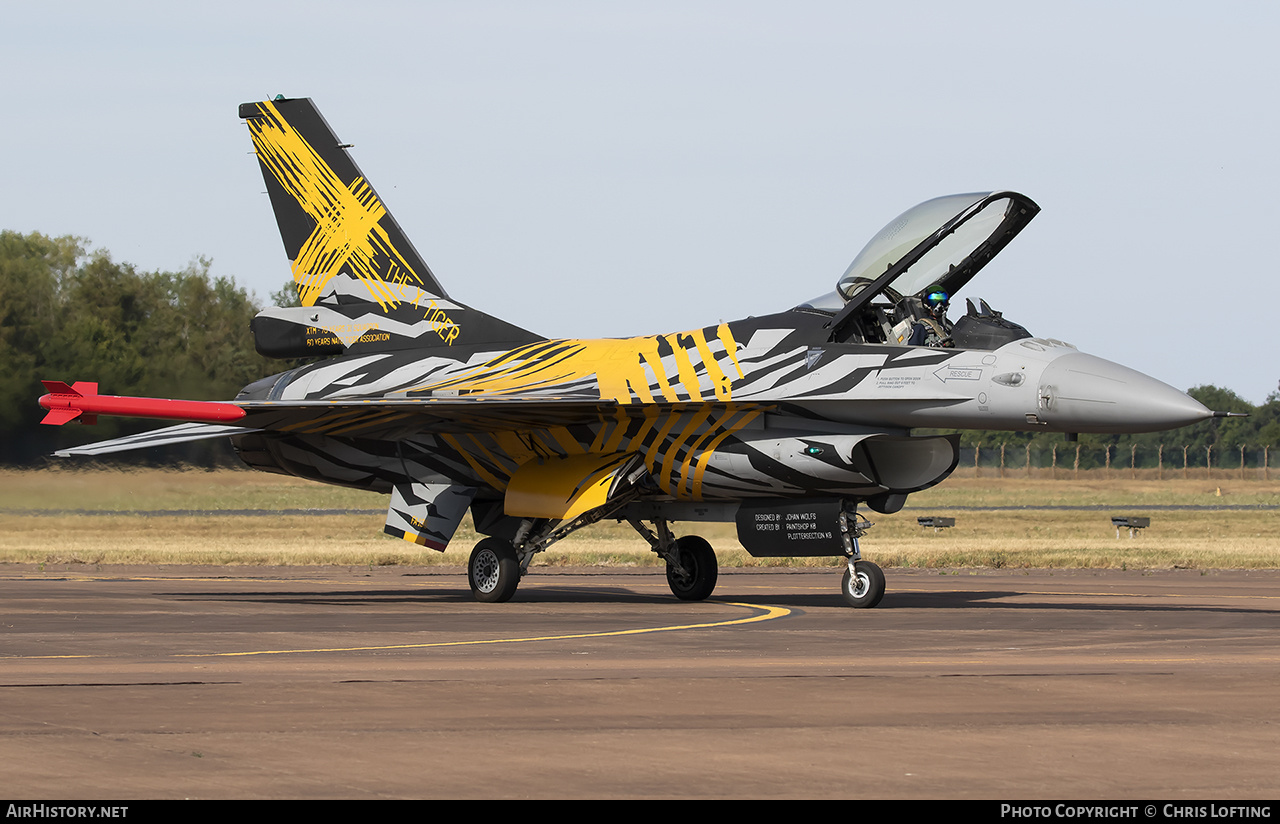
[752, 511, 833, 540]
[7, 807, 128, 819]
[1000, 806, 1271, 820]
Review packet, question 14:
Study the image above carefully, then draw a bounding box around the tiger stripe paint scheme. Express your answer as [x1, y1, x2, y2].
[41, 97, 1215, 606]
[242, 98, 444, 307]
[240, 98, 540, 358]
[227, 314, 961, 507]
[385, 482, 477, 550]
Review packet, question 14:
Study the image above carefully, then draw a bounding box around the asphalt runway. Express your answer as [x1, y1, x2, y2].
[2, 564, 1278, 799]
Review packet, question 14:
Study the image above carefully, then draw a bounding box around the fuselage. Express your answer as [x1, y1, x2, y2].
[232, 309, 1211, 506]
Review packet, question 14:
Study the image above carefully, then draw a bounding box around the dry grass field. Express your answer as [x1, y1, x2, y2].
[1, 466, 1277, 569]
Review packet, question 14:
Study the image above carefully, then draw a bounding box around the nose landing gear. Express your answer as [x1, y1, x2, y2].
[842, 559, 886, 608]
[839, 509, 885, 608]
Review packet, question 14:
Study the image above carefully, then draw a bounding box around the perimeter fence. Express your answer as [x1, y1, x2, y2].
[961, 443, 1275, 480]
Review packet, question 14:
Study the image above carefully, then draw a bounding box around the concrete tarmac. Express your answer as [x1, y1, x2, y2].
[2, 564, 1278, 799]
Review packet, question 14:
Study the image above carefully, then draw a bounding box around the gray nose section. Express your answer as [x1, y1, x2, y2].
[1038, 353, 1212, 433]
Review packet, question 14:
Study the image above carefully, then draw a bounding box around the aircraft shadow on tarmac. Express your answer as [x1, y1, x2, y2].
[158, 584, 664, 606]
[158, 583, 1279, 617]
[157, 583, 1019, 610]
[865, 589, 1278, 617]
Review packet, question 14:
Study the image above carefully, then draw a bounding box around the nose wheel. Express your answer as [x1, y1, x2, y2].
[841, 560, 885, 609]
[837, 507, 885, 608]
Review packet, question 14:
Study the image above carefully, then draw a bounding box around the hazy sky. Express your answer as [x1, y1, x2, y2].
[4, 1, 1277, 403]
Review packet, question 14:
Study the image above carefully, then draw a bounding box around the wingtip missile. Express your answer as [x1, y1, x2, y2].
[37, 380, 247, 426]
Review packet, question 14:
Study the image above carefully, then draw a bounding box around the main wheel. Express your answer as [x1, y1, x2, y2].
[468, 538, 521, 603]
[841, 560, 885, 609]
[666, 535, 718, 601]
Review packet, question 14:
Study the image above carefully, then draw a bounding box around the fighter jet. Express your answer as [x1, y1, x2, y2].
[38, 97, 1218, 608]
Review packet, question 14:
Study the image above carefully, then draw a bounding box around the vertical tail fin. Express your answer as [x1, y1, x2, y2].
[240, 97, 541, 358]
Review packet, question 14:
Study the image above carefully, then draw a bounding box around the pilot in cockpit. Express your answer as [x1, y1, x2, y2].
[907, 285, 954, 347]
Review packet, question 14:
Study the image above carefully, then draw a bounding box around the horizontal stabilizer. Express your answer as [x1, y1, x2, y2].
[52, 423, 261, 457]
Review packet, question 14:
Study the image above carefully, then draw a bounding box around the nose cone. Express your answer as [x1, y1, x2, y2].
[1039, 353, 1212, 433]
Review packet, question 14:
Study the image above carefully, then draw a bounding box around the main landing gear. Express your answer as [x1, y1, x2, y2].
[465, 495, 638, 603]
[627, 518, 720, 602]
[666, 536, 718, 601]
[467, 538, 521, 603]
[466, 518, 722, 604]
[465, 501, 887, 609]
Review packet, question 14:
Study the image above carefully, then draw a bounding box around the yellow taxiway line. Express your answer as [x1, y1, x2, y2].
[180, 602, 792, 658]
[4, 601, 792, 660]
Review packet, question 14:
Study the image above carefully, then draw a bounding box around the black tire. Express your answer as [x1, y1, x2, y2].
[841, 560, 885, 609]
[468, 538, 521, 603]
[666, 535, 718, 601]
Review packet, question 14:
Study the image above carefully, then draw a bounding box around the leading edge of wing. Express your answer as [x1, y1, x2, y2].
[238, 397, 772, 437]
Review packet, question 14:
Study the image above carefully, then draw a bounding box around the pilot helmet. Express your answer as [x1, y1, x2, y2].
[923, 285, 950, 316]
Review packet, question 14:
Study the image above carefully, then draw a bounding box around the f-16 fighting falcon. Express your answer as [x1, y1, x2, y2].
[38, 97, 1221, 608]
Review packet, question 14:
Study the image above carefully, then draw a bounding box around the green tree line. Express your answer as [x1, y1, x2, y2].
[1, 230, 1276, 468]
[0, 231, 297, 464]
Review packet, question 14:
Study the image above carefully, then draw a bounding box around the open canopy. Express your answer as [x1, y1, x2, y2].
[837, 191, 1040, 307]
[803, 191, 1040, 332]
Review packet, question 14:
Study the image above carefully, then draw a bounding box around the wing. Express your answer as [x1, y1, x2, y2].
[234, 397, 764, 438]
[39, 380, 772, 453]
